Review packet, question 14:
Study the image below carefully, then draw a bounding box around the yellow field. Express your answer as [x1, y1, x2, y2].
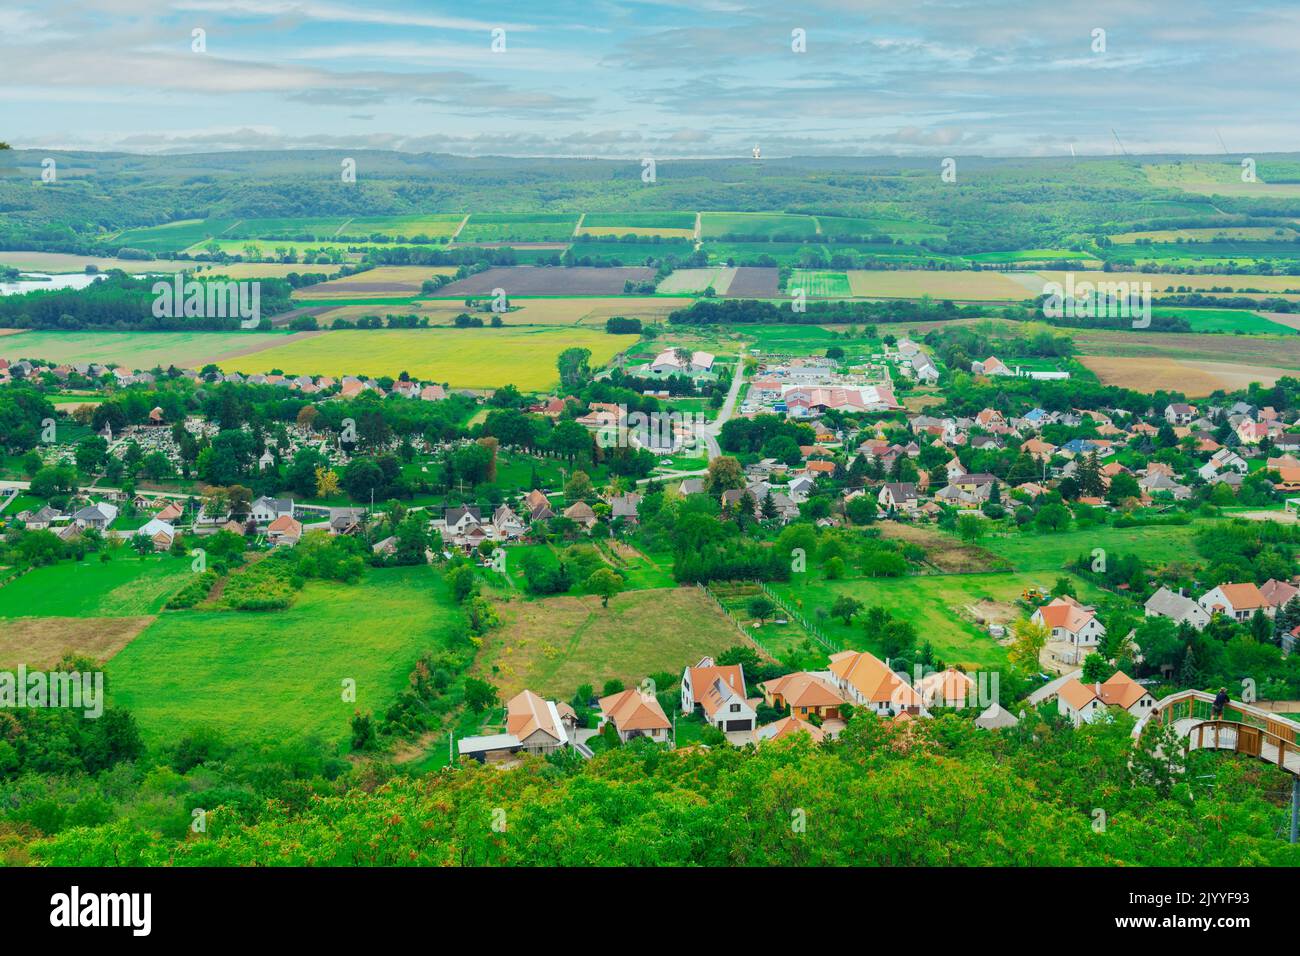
[214, 327, 627, 390]
[1110, 227, 1299, 244]
[1143, 163, 1300, 198]
[846, 269, 1035, 300]
[1079, 355, 1294, 395]
[291, 265, 458, 299]
[1036, 270, 1300, 295]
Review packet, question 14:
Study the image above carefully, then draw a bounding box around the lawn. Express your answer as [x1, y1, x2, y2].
[980, 523, 1203, 573]
[0, 552, 194, 618]
[108, 566, 459, 746]
[770, 571, 1099, 669]
[213, 326, 627, 391]
[474, 586, 739, 700]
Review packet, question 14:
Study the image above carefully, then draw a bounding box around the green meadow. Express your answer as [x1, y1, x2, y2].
[0, 553, 193, 618]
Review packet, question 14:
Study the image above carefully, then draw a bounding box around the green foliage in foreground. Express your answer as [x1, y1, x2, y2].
[26, 710, 1300, 866]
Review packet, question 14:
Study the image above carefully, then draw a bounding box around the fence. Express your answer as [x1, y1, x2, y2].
[696, 582, 778, 661]
[757, 581, 843, 654]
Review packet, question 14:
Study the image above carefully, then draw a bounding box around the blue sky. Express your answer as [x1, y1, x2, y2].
[3, 0, 1298, 157]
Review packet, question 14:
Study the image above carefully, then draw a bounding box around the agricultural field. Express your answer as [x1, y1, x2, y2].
[1144, 162, 1300, 198]
[110, 218, 241, 251]
[456, 213, 581, 242]
[789, 269, 852, 297]
[845, 269, 1034, 300]
[723, 267, 780, 298]
[743, 324, 881, 359]
[0, 329, 286, 369]
[213, 326, 627, 390]
[578, 211, 697, 238]
[569, 240, 695, 263]
[290, 265, 457, 299]
[1068, 326, 1300, 370]
[700, 212, 819, 238]
[1078, 355, 1296, 395]
[195, 262, 347, 280]
[0, 251, 193, 273]
[1036, 270, 1300, 296]
[220, 217, 353, 239]
[437, 265, 656, 297]
[340, 214, 465, 238]
[1110, 226, 1299, 243]
[474, 586, 737, 700]
[1151, 307, 1299, 335]
[656, 267, 736, 295]
[966, 249, 1101, 264]
[1103, 241, 1300, 266]
[108, 567, 458, 746]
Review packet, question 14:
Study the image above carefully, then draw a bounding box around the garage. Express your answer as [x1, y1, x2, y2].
[725, 719, 752, 732]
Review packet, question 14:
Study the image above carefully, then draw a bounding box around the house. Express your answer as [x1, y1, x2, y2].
[1057, 671, 1156, 727]
[155, 501, 184, 523]
[562, 500, 598, 530]
[523, 489, 550, 512]
[826, 649, 923, 715]
[598, 688, 671, 744]
[267, 514, 303, 546]
[759, 672, 846, 722]
[608, 493, 641, 524]
[457, 690, 574, 764]
[329, 508, 365, 535]
[648, 348, 715, 377]
[878, 482, 920, 512]
[1032, 595, 1106, 653]
[915, 667, 976, 708]
[444, 505, 482, 536]
[1198, 582, 1268, 621]
[680, 658, 756, 733]
[72, 503, 118, 530]
[754, 715, 825, 744]
[19, 505, 64, 530]
[137, 518, 176, 551]
[1144, 587, 1211, 630]
[972, 356, 1012, 376]
[420, 384, 447, 402]
[251, 497, 293, 524]
[1260, 578, 1300, 612]
[1164, 403, 1196, 425]
[974, 703, 1020, 730]
[492, 504, 526, 539]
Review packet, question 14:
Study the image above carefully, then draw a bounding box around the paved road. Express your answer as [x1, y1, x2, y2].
[699, 353, 746, 460]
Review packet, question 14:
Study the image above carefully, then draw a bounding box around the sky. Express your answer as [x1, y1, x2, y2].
[2, 0, 1298, 158]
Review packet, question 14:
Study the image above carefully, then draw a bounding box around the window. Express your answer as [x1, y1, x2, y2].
[730, 703, 740, 713]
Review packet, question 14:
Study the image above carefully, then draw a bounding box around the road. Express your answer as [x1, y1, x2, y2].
[699, 353, 746, 460]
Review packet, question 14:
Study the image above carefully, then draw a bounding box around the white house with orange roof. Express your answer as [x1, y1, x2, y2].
[457, 689, 575, 764]
[754, 715, 825, 744]
[826, 649, 924, 716]
[759, 671, 847, 722]
[598, 688, 671, 744]
[1198, 582, 1269, 621]
[915, 667, 976, 708]
[1056, 671, 1156, 727]
[680, 657, 756, 733]
[1031, 595, 1106, 656]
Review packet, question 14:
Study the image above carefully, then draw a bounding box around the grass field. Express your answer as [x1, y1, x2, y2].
[570, 240, 695, 263]
[111, 218, 241, 251]
[0, 616, 156, 669]
[967, 249, 1100, 264]
[1144, 162, 1300, 198]
[213, 326, 626, 390]
[341, 214, 464, 238]
[0, 251, 194, 274]
[457, 214, 580, 242]
[0, 553, 193, 618]
[790, 269, 852, 297]
[772, 571, 1101, 669]
[980, 524, 1203, 573]
[474, 587, 738, 700]
[817, 215, 945, 238]
[1111, 227, 1299, 244]
[0, 329, 286, 369]
[743, 324, 880, 359]
[1153, 307, 1299, 335]
[1036, 269, 1300, 296]
[290, 265, 457, 299]
[195, 262, 346, 280]
[108, 566, 458, 746]
[845, 269, 1033, 300]
[701, 212, 820, 238]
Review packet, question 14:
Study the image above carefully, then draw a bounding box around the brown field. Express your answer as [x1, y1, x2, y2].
[291, 265, 458, 299]
[0, 616, 154, 668]
[0, 251, 192, 274]
[439, 266, 656, 297]
[1069, 327, 1300, 369]
[877, 522, 1010, 574]
[724, 267, 781, 298]
[1037, 270, 1300, 296]
[1079, 355, 1295, 395]
[1256, 312, 1300, 331]
[475, 587, 738, 700]
[847, 269, 1034, 300]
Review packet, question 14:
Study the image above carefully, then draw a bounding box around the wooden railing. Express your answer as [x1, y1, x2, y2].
[1135, 689, 1300, 774]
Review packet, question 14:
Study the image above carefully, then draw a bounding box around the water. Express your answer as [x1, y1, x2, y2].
[0, 272, 106, 295]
